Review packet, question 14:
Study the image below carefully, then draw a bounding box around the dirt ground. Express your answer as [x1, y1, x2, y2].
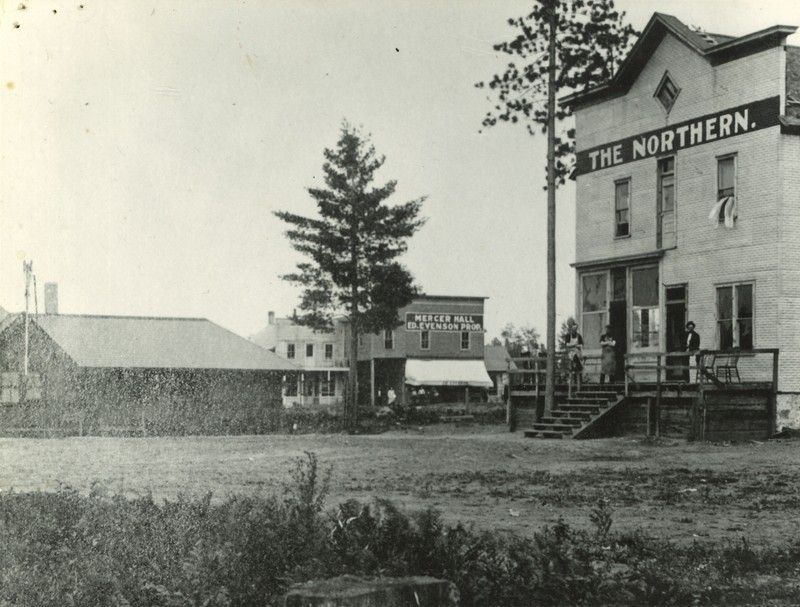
[1, 425, 799, 547]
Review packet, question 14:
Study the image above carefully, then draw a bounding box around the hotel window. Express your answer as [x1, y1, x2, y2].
[420, 330, 430, 350]
[306, 343, 314, 357]
[716, 155, 737, 224]
[631, 267, 660, 348]
[325, 343, 334, 360]
[358, 334, 364, 349]
[657, 157, 676, 249]
[384, 330, 394, 349]
[461, 331, 470, 350]
[581, 273, 607, 349]
[614, 179, 630, 237]
[286, 343, 295, 359]
[655, 71, 679, 112]
[717, 283, 753, 349]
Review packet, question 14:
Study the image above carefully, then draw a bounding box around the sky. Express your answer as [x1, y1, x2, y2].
[2, 0, 800, 342]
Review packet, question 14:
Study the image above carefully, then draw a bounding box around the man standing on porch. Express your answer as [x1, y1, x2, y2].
[684, 321, 701, 381]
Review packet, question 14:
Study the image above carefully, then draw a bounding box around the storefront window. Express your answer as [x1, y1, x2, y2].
[581, 273, 607, 349]
[632, 267, 660, 348]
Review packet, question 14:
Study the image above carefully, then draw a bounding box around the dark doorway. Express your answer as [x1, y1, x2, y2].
[609, 268, 627, 382]
[665, 285, 687, 381]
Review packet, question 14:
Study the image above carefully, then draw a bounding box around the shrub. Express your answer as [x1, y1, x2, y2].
[3, 457, 800, 606]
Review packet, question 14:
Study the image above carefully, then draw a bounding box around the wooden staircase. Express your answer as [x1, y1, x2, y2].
[524, 389, 626, 439]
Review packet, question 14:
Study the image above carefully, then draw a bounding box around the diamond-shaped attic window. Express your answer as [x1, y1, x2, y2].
[655, 72, 680, 112]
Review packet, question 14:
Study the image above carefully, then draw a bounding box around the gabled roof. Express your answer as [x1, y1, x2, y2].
[484, 344, 517, 372]
[562, 13, 797, 109]
[18, 314, 298, 371]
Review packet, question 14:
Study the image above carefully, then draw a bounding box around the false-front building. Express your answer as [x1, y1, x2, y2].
[357, 295, 493, 407]
[563, 13, 800, 426]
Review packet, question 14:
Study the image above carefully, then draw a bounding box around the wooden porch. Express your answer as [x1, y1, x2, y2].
[508, 349, 779, 441]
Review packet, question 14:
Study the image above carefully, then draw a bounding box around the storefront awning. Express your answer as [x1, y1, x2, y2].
[405, 359, 494, 388]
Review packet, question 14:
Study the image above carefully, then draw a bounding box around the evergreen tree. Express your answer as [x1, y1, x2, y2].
[275, 122, 426, 428]
[476, 0, 638, 184]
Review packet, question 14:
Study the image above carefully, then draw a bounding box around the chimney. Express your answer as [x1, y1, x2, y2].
[44, 283, 58, 315]
[268, 311, 275, 325]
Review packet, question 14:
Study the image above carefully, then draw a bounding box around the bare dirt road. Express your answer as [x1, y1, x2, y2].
[1, 425, 798, 546]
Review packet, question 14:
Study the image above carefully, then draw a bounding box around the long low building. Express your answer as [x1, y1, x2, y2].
[0, 311, 297, 435]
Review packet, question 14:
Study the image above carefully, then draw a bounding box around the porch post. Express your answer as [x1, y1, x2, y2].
[370, 359, 375, 407]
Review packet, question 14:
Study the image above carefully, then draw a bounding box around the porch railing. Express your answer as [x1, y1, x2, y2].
[624, 348, 779, 438]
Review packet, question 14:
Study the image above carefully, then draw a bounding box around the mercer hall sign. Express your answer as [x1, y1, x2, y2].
[575, 96, 781, 176]
[405, 313, 484, 332]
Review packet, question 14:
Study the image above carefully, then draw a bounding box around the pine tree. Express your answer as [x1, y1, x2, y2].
[275, 122, 426, 428]
[476, 0, 638, 184]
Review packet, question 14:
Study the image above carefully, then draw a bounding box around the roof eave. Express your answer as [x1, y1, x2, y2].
[706, 25, 797, 65]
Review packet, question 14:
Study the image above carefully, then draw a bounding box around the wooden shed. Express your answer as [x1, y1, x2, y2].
[0, 313, 298, 436]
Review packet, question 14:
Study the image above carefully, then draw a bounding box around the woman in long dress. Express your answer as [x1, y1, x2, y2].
[599, 325, 616, 385]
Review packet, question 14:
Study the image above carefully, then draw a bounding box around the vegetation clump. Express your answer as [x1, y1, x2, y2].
[2, 453, 800, 606]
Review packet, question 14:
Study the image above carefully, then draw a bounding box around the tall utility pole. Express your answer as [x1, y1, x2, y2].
[23, 260, 33, 376]
[544, 0, 558, 417]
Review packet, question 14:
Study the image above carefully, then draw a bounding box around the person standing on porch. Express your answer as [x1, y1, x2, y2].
[566, 326, 584, 375]
[599, 325, 616, 385]
[683, 321, 701, 381]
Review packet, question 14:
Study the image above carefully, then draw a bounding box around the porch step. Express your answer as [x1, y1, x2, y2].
[540, 416, 583, 427]
[524, 428, 568, 439]
[557, 404, 603, 414]
[522, 391, 627, 440]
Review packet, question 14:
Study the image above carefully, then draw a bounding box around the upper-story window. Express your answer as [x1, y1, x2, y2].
[306, 343, 314, 358]
[325, 343, 334, 360]
[657, 157, 676, 249]
[655, 71, 680, 112]
[716, 155, 737, 226]
[358, 334, 364, 349]
[384, 330, 394, 349]
[461, 331, 470, 350]
[420, 330, 430, 350]
[614, 179, 630, 238]
[286, 343, 295, 359]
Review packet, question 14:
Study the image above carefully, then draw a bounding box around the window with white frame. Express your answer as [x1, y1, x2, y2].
[581, 273, 607, 349]
[631, 267, 660, 349]
[615, 179, 630, 237]
[420, 330, 430, 350]
[717, 283, 753, 349]
[358, 334, 364, 348]
[306, 343, 314, 358]
[716, 155, 736, 224]
[657, 157, 676, 248]
[1, 372, 20, 404]
[24, 374, 42, 401]
[461, 331, 470, 350]
[384, 330, 394, 349]
[286, 343, 295, 359]
[324, 343, 334, 360]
